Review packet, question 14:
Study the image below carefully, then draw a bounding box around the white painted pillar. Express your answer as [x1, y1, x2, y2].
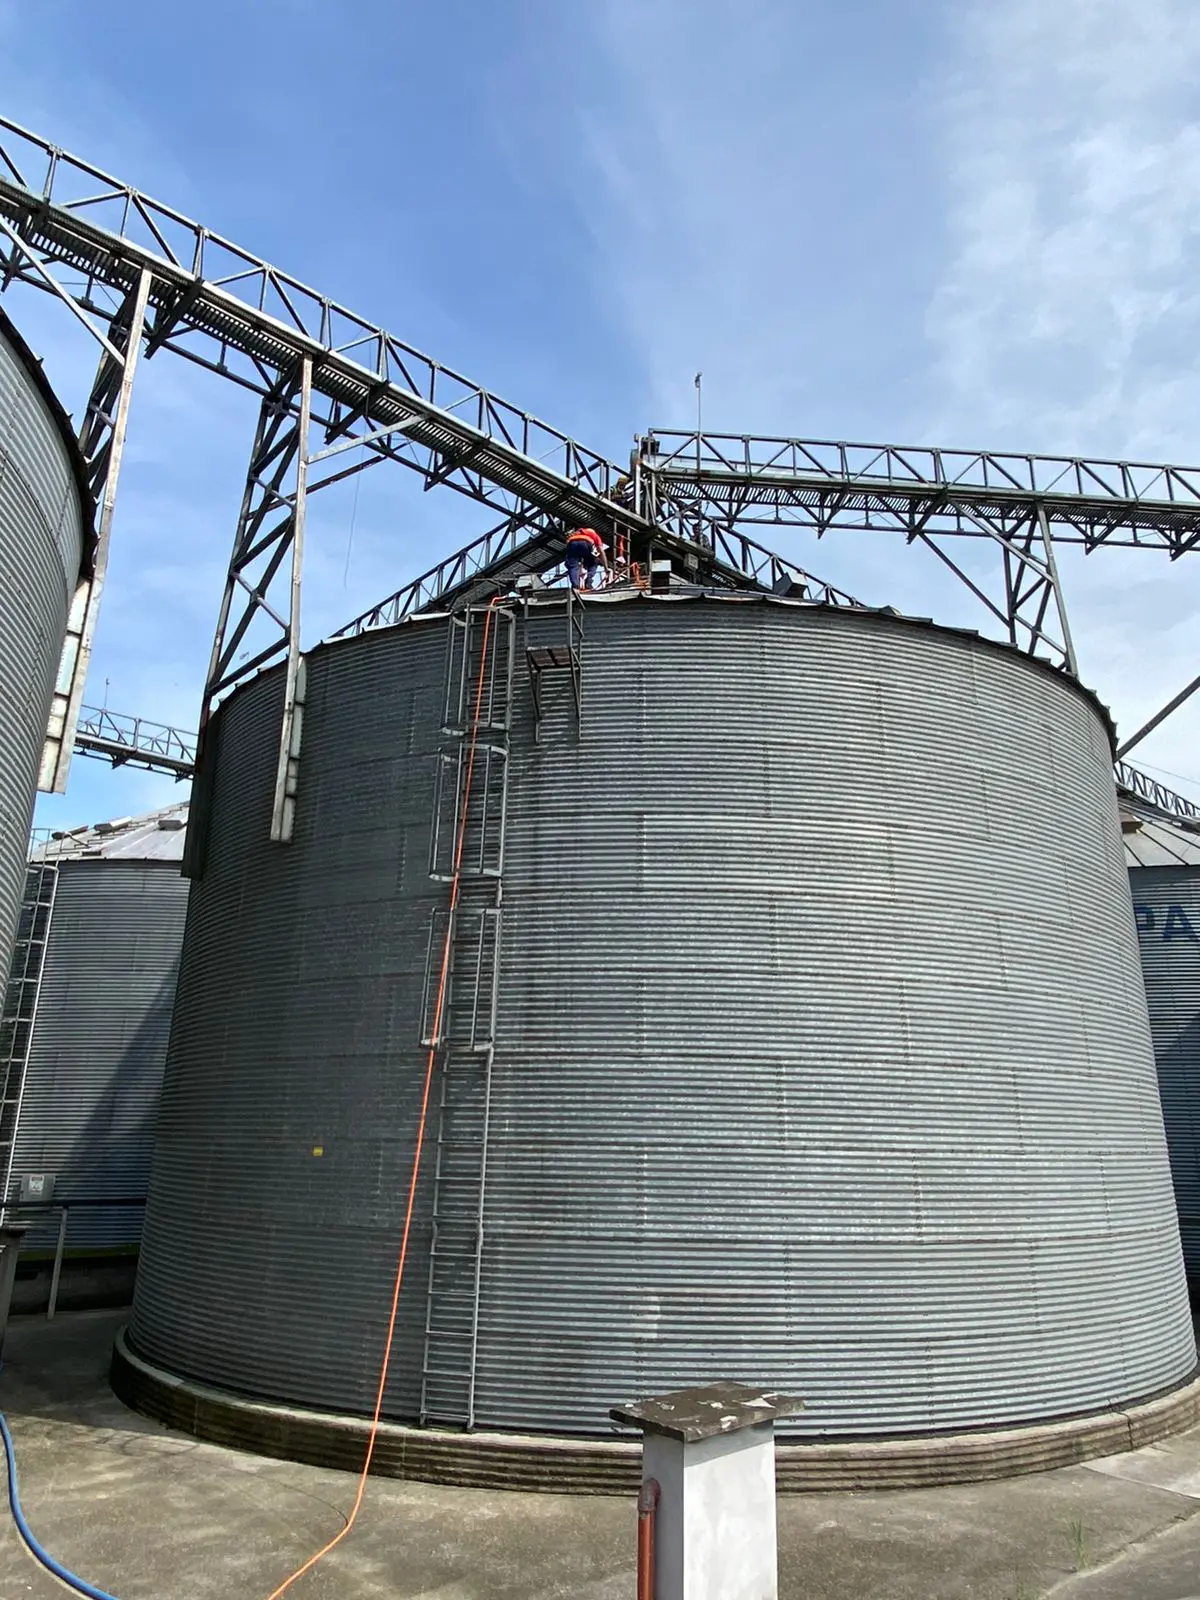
[611, 1383, 804, 1600]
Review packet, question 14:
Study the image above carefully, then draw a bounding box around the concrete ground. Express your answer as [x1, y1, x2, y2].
[2, 1313, 1200, 1598]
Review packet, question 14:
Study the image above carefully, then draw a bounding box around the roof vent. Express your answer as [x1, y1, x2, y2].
[94, 817, 132, 835]
[772, 572, 809, 600]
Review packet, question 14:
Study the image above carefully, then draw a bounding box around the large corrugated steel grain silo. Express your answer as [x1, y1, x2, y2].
[129, 596, 1195, 1445]
[1126, 802, 1200, 1280]
[0, 306, 89, 981]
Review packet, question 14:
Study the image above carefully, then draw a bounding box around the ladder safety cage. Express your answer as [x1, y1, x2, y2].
[428, 607, 515, 885]
[442, 609, 515, 738]
[419, 601, 514, 1429]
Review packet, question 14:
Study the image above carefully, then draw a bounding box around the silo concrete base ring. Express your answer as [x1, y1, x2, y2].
[110, 1329, 1200, 1495]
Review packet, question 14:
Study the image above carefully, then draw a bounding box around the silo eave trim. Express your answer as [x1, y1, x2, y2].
[309, 582, 1116, 751]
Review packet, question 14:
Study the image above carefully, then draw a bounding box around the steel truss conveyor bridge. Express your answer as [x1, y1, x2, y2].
[73, 706, 195, 778]
[1, 115, 1199, 835]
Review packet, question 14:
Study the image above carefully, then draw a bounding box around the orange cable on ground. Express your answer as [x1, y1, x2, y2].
[265, 599, 501, 1600]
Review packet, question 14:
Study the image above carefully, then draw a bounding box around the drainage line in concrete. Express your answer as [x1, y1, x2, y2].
[0, 1408, 121, 1599]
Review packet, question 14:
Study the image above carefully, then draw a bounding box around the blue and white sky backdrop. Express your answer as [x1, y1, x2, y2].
[2, 0, 1198, 827]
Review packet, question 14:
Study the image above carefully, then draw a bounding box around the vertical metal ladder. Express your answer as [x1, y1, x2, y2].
[419, 604, 514, 1427]
[0, 863, 58, 1215]
[524, 588, 585, 743]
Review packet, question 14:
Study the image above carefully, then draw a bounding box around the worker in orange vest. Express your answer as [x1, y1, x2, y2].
[565, 526, 609, 591]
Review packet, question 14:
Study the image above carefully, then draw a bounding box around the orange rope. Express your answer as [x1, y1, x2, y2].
[265, 599, 501, 1599]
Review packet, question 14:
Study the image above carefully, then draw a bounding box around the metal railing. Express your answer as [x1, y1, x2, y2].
[1114, 761, 1200, 820]
[73, 705, 196, 777]
[1, 1198, 145, 1321]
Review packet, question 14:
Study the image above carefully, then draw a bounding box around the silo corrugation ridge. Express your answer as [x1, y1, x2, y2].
[9, 860, 190, 1250]
[131, 598, 1195, 1440]
[134, 633, 445, 1416]
[1129, 868, 1200, 1276]
[480, 602, 1190, 1434]
[0, 319, 84, 980]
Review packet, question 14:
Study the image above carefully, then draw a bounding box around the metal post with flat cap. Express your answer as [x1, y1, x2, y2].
[611, 1382, 803, 1600]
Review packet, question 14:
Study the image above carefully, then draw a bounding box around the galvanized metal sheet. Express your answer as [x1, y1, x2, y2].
[8, 859, 189, 1250]
[1124, 811, 1200, 870]
[0, 321, 83, 983]
[131, 598, 1196, 1438]
[31, 804, 190, 864]
[1129, 868, 1200, 1277]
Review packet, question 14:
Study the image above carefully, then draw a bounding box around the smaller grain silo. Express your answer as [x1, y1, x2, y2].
[0, 806, 189, 1306]
[1125, 795, 1200, 1282]
[0, 305, 90, 987]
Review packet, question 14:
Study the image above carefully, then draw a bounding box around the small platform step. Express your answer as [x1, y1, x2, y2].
[526, 644, 574, 671]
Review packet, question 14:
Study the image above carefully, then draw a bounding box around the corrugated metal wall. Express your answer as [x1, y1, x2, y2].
[1130, 867, 1200, 1278]
[132, 599, 1196, 1438]
[7, 859, 189, 1250]
[134, 624, 446, 1408]
[0, 321, 83, 981]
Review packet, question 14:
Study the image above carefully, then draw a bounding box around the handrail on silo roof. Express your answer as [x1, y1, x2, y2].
[1114, 761, 1200, 822]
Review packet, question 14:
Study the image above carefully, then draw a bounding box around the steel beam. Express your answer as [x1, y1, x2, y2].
[202, 364, 308, 725]
[639, 434, 1188, 669]
[4, 116, 1200, 729]
[39, 267, 150, 791]
[72, 704, 195, 778]
[638, 430, 1200, 551]
[0, 117, 856, 634]
[269, 359, 311, 843]
[1116, 671, 1200, 761]
[201, 359, 312, 842]
[333, 516, 866, 640]
[0, 116, 628, 536]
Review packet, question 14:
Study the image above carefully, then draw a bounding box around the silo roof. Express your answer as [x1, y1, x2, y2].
[1120, 798, 1200, 868]
[31, 803, 189, 863]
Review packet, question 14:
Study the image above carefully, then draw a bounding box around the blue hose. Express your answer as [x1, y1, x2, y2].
[0, 1407, 121, 1599]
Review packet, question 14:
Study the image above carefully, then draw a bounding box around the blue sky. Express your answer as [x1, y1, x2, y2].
[2, 0, 1199, 829]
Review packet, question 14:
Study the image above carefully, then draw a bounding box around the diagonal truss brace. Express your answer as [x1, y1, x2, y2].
[899, 501, 1076, 671]
[642, 442, 1081, 671]
[201, 357, 312, 843]
[39, 265, 151, 792]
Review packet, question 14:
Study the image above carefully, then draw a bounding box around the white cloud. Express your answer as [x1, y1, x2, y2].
[581, 0, 1200, 797]
[569, 0, 953, 609]
[929, 0, 1200, 793]
[930, 0, 1200, 457]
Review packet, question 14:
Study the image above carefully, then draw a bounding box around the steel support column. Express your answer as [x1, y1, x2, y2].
[1035, 504, 1077, 677]
[200, 357, 312, 842]
[39, 267, 151, 792]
